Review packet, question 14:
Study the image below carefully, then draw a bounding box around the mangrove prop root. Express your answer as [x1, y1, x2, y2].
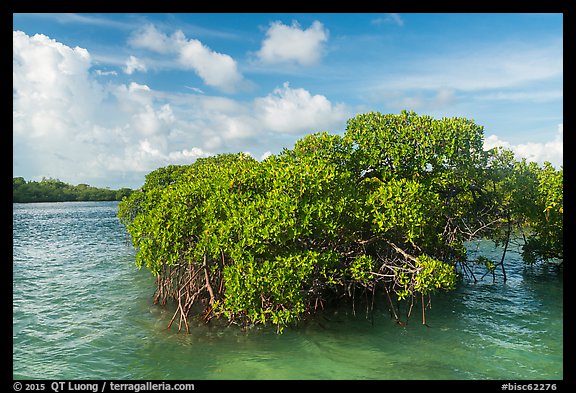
[154, 244, 436, 333]
[154, 256, 223, 333]
[203, 254, 215, 306]
[421, 292, 426, 326]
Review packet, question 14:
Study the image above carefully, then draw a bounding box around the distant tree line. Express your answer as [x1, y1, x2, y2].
[13, 177, 134, 203]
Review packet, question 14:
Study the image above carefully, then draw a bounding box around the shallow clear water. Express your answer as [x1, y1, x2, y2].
[13, 202, 563, 380]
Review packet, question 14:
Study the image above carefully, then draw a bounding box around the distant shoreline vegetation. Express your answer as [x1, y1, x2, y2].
[13, 177, 134, 203]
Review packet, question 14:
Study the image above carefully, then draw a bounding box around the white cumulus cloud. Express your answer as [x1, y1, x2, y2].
[13, 31, 350, 188]
[13, 30, 103, 138]
[254, 82, 348, 134]
[484, 124, 563, 168]
[178, 39, 242, 92]
[128, 24, 244, 92]
[13, 31, 211, 188]
[256, 20, 329, 66]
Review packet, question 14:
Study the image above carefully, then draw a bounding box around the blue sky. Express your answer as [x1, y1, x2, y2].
[13, 13, 563, 189]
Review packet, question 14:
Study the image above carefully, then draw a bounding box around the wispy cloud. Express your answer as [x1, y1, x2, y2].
[185, 86, 205, 94]
[124, 55, 147, 74]
[94, 69, 118, 76]
[371, 13, 405, 27]
[367, 37, 562, 116]
[379, 88, 457, 111]
[128, 24, 179, 54]
[476, 89, 562, 103]
[377, 39, 562, 92]
[14, 13, 134, 30]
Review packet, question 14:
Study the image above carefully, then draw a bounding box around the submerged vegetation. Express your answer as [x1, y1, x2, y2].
[13, 177, 133, 203]
[118, 111, 563, 333]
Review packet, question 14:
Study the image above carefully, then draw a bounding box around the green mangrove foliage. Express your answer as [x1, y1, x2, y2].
[520, 161, 563, 264]
[463, 147, 564, 283]
[118, 111, 563, 333]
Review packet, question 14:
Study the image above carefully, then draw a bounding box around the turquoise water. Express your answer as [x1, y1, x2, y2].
[12, 202, 563, 380]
